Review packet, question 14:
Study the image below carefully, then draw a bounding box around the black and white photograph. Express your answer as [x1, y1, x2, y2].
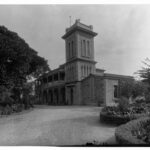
[0, 2, 150, 147]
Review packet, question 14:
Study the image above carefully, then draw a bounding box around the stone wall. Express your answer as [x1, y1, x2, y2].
[81, 76, 95, 105]
[94, 76, 105, 106]
[81, 75, 105, 106]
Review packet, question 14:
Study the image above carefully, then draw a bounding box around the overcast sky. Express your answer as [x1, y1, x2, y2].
[0, 5, 150, 76]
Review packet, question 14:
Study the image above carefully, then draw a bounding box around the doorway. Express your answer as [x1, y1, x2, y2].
[70, 88, 73, 105]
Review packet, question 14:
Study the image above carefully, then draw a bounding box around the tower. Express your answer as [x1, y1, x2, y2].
[62, 19, 97, 105]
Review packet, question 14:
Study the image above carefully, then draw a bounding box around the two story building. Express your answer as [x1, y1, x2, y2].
[35, 19, 133, 106]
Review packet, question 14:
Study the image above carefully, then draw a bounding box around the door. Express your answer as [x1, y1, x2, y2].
[70, 88, 73, 105]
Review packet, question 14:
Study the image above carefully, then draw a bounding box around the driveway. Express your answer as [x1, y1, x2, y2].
[0, 105, 116, 146]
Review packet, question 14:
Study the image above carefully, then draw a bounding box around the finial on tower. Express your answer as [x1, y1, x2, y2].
[69, 16, 72, 27]
[75, 19, 80, 23]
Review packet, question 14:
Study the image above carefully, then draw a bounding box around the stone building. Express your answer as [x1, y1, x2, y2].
[35, 19, 133, 106]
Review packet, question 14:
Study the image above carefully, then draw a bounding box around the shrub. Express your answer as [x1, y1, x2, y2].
[118, 97, 129, 112]
[100, 111, 131, 125]
[100, 102, 150, 125]
[115, 117, 149, 145]
[145, 93, 150, 103]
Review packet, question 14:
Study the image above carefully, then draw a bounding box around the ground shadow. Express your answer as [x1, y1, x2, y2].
[54, 115, 117, 128]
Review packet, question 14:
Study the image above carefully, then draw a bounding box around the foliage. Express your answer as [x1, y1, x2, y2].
[119, 79, 149, 101]
[132, 81, 148, 99]
[138, 58, 150, 89]
[115, 117, 149, 145]
[100, 102, 150, 125]
[0, 26, 49, 114]
[0, 25, 50, 88]
[118, 97, 129, 112]
[119, 79, 134, 99]
[145, 93, 150, 103]
[0, 25, 50, 110]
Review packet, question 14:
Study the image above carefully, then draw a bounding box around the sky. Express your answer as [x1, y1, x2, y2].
[0, 5, 150, 77]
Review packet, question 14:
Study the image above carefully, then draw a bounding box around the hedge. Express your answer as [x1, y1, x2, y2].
[115, 117, 150, 145]
[100, 111, 148, 125]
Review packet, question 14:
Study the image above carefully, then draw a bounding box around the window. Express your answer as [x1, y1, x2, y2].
[68, 67, 70, 81]
[81, 66, 83, 77]
[90, 67, 92, 73]
[48, 76, 52, 82]
[84, 65, 86, 76]
[54, 73, 58, 81]
[43, 78, 47, 84]
[83, 40, 86, 56]
[114, 85, 119, 98]
[72, 67, 73, 80]
[68, 43, 71, 58]
[60, 72, 65, 80]
[72, 41, 74, 57]
[87, 66, 88, 75]
[87, 41, 90, 57]
[81, 40, 83, 56]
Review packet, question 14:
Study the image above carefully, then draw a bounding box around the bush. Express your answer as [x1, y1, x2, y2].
[100, 111, 131, 125]
[145, 93, 150, 103]
[118, 97, 129, 112]
[115, 117, 149, 145]
[100, 102, 150, 125]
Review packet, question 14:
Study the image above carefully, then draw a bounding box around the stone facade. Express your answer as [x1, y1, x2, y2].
[35, 19, 133, 106]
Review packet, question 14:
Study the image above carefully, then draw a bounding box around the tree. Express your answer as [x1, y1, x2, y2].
[0, 26, 50, 103]
[136, 58, 150, 102]
[119, 79, 147, 100]
[119, 79, 134, 99]
[138, 58, 150, 90]
[132, 81, 148, 98]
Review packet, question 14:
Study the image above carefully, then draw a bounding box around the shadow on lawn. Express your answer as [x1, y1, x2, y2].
[55, 115, 117, 128]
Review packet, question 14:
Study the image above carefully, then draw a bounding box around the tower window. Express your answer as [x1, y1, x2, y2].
[87, 66, 89, 75]
[87, 41, 90, 57]
[68, 42, 71, 58]
[83, 40, 86, 56]
[84, 65, 86, 77]
[90, 67, 92, 73]
[81, 40, 83, 56]
[72, 41, 74, 57]
[81, 66, 83, 77]
[72, 66, 74, 80]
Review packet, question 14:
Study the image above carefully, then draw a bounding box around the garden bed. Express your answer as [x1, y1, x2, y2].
[100, 110, 147, 125]
[100, 102, 150, 125]
[115, 117, 150, 145]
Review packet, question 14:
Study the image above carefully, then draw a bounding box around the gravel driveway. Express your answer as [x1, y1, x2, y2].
[0, 105, 116, 146]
